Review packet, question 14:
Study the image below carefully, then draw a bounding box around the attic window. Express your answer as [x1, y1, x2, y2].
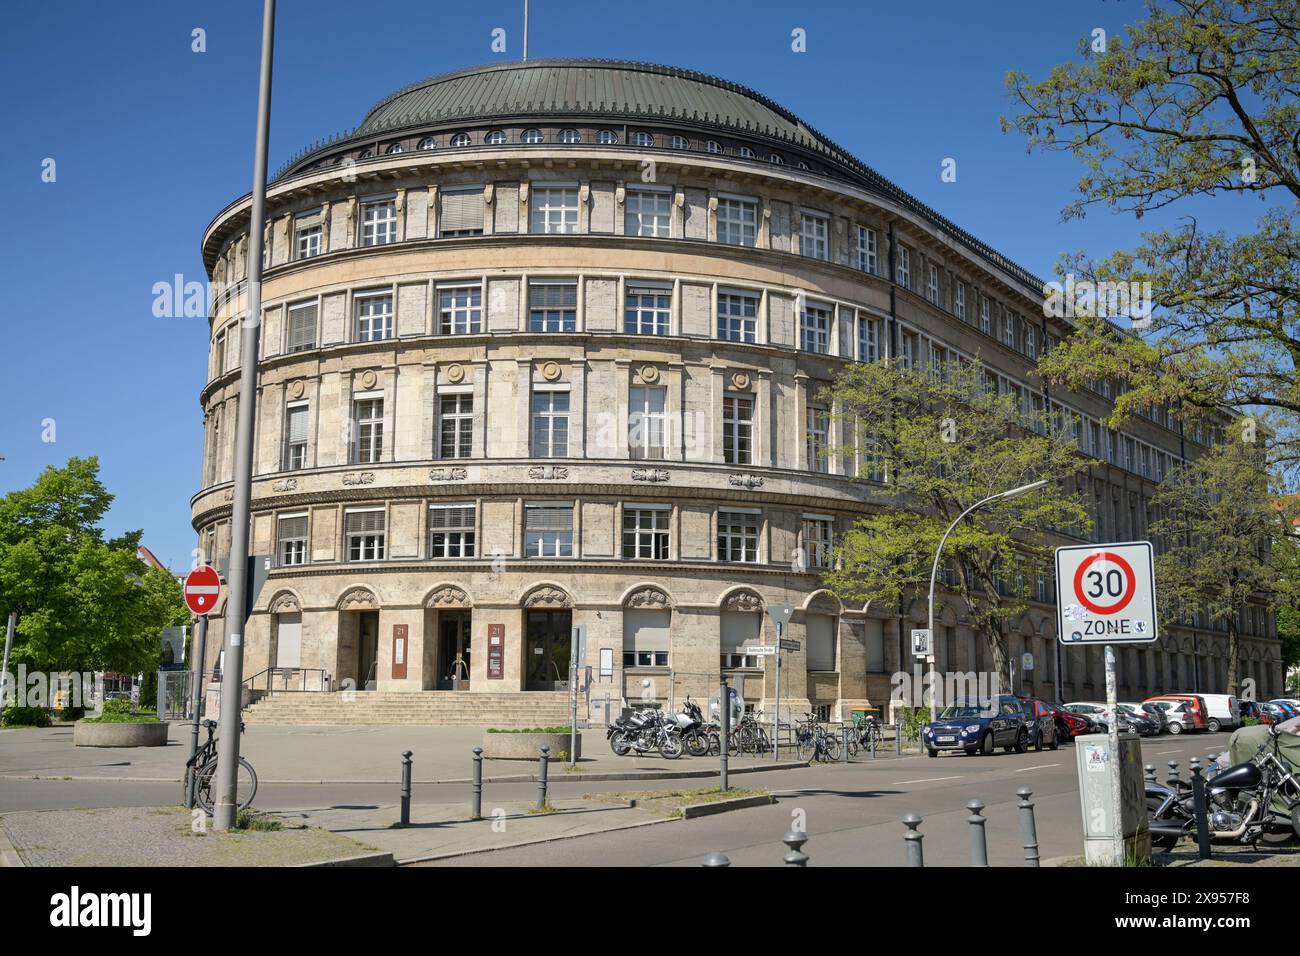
[738, 146, 755, 159]
[559, 128, 581, 144]
[706, 140, 721, 154]
[418, 137, 437, 150]
[450, 132, 471, 147]
[632, 131, 654, 147]
[485, 130, 507, 145]
[522, 128, 544, 144]
[385, 143, 403, 154]
[671, 135, 689, 149]
[598, 129, 618, 145]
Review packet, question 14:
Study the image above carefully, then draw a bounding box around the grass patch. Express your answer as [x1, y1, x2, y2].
[527, 803, 558, 815]
[81, 699, 160, 724]
[587, 786, 769, 809]
[234, 811, 283, 832]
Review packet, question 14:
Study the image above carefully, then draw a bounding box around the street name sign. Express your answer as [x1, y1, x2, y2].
[746, 645, 778, 657]
[184, 565, 221, 616]
[779, 639, 801, 652]
[1055, 541, 1157, 645]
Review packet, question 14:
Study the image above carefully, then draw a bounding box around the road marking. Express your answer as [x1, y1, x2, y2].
[891, 775, 964, 785]
[1156, 749, 1183, 755]
[1015, 763, 1059, 772]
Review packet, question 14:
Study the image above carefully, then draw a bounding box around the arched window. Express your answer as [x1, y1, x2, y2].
[705, 140, 721, 154]
[597, 129, 618, 145]
[559, 128, 581, 144]
[485, 130, 506, 145]
[632, 131, 654, 147]
[671, 135, 689, 150]
[769, 153, 783, 165]
[418, 136, 437, 150]
[358, 149, 373, 159]
[521, 128, 544, 144]
[450, 132, 471, 147]
[738, 146, 755, 159]
[385, 143, 403, 155]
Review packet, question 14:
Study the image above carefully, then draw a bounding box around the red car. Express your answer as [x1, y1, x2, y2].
[1044, 701, 1091, 741]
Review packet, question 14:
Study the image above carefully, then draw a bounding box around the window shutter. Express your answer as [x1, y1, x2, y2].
[623, 609, 671, 655]
[428, 505, 475, 530]
[525, 505, 573, 531]
[277, 515, 307, 540]
[287, 304, 317, 351]
[529, 282, 577, 309]
[719, 611, 760, 652]
[344, 509, 385, 533]
[807, 614, 836, 671]
[286, 405, 309, 443]
[440, 188, 484, 233]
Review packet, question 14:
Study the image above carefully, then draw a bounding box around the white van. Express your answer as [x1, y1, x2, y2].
[1196, 693, 1238, 733]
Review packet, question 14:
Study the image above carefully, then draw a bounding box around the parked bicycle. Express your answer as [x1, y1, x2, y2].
[795, 713, 840, 763]
[184, 719, 258, 814]
[853, 712, 884, 750]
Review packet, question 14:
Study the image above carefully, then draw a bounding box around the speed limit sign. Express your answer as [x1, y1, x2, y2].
[1055, 542, 1157, 645]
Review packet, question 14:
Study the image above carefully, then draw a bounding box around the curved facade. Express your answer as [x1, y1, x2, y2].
[194, 60, 1282, 721]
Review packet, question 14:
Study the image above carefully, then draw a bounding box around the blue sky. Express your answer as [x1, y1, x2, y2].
[0, 0, 1251, 571]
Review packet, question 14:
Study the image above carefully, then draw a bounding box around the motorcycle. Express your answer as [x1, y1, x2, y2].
[1146, 721, 1300, 849]
[606, 707, 684, 759]
[666, 698, 710, 757]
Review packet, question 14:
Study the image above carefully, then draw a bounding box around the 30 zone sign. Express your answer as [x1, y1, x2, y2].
[1055, 541, 1157, 645]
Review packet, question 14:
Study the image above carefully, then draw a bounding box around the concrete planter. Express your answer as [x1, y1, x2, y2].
[73, 720, 170, 748]
[481, 731, 581, 760]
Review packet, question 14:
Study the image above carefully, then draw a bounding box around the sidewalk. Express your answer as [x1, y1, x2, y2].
[0, 724, 836, 785]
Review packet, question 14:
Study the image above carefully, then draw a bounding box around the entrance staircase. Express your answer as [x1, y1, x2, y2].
[242, 690, 572, 727]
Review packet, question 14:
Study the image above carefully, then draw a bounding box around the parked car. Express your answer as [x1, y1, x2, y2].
[1143, 696, 1207, 734]
[1064, 701, 1113, 727]
[1115, 703, 1160, 736]
[1015, 697, 1061, 751]
[1195, 693, 1239, 733]
[1046, 702, 1091, 741]
[922, 695, 1037, 757]
[1267, 700, 1300, 720]
[1123, 700, 1168, 733]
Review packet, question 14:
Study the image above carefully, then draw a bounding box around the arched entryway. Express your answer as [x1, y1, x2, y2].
[424, 585, 473, 690]
[522, 585, 573, 690]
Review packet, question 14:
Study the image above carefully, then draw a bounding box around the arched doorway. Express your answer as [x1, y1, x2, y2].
[523, 585, 572, 690]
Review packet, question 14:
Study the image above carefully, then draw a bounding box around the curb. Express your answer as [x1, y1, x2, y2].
[680, 794, 775, 819]
[395, 814, 674, 865]
[0, 823, 25, 868]
[298, 851, 395, 867]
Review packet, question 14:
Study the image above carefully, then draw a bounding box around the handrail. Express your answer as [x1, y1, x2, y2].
[241, 667, 328, 696]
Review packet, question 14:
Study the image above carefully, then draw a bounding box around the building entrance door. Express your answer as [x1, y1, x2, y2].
[525, 610, 571, 691]
[437, 611, 472, 690]
[357, 611, 379, 690]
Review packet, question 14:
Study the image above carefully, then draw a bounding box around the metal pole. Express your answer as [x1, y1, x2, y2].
[967, 799, 989, 866]
[1, 611, 15, 706]
[536, 745, 549, 810]
[782, 829, 809, 866]
[1017, 787, 1040, 867]
[471, 747, 483, 820]
[569, 655, 577, 769]
[1190, 758, 1211, 860]
[719, 674, 730, 791]
[213, 0, 276, 831]
[399, 751, 412, 826]
[903, 814, 924, 866]
[1104, 644, 1125, 864]
[1166, 760, 1181, 790]
[522, 0, 529, 60]
[185, 614, 209, 808]
[773, 622, 782, 760]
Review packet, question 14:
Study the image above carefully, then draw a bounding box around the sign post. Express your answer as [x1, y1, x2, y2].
[766, 604, 794, 759]
[569, 624, 585, 768]
[1056, 541, 1157, 866]
[182, 566, 220, 809]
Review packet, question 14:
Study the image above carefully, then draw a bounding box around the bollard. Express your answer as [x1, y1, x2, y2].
[967, 799, 989, 867]
[841, 726, 850, 764]
[702, 851, 731, 867]
[1166, 760, 1181, 790]
[895, 722, 901, 756]
[871, 725, 877, 759]
[902, 814, 924, 867]
[399, 750, 413, 827]
[1017, 787, 1040, 867]
[537, 746, 550, 810]
[719, 677, 730, 792]
[782, 829, 809, 867]
[1190, 758, 1212, 860]
[1144, 764, 1156, 786]
[471, 747, 484, 821]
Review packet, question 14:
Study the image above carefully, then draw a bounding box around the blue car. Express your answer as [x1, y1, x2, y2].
[922, 695, 1038, 757]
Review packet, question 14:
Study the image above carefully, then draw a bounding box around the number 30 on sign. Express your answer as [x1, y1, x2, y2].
[1054, 541, 1158, 645]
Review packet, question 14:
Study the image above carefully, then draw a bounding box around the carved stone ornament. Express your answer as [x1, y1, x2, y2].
[429, 466, 468, 481]
[269, 592, 301, 614]
[223, 489, 234, 503]
[343, 472, 375, 486]
[528, 465, 568, 480]
[541, 361, 562, 381]
[288, 380, 306, 400]
[626, 587, 669, 609]
[730, 371, 751, 390]
[444, 363, 465, 384]
[632, 468, 669, 483]
[523, 585, 571, 608]
[359, 370, 378, 390]
[728, 473, 764, 489]
[722, 590, 763, 612]
[639, 364, 660, 384]
[271, 478, 299, 493]
[338, 586, 378, 610]
[425, 585, 470, 608]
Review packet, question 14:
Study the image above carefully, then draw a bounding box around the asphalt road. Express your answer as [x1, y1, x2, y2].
[2, 730, 1231, 866]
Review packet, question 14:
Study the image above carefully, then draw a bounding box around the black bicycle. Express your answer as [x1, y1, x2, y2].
[184, 719, 258, 814]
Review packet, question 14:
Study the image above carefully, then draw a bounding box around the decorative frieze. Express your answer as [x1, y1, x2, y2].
[729, 473, 764, 489]
[528, 465, 568, 480]
[429, 466, 468, 481]
[632, 468, 670, 483]
[342, 472, 375, 486]
[271, 478, 299, 493]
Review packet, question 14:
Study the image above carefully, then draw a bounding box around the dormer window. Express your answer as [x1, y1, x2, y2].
[450, 132, 471, 147]
[598, 129, 618, 145]
[559, 128, 581, 144]
[521, 128, 544, 144]
[769, 154, 783, 165]
[385, 143, 403, 154]
[706, 140, 722, 154]
[671, 135, 689, 149]
[418, 136, 437, 150]
[485, 130, 507, 145]
[632, 131, 654, 147]
[738, 146, 755, 159]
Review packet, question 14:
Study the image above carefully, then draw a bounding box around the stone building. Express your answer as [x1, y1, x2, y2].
[193, 60, 1282, 724]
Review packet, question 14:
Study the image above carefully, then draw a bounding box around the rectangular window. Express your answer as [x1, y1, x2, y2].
[531, 390, 570, 457]
[801, 304, 831, 354]
[980, 297, 991, 335]
[955, 284, 966, 321]
[1026, 326, 1037, 359]
[344, 508, 386, 562]
[428, 504, 476, 559]
[856, 226, 877, 274]
[439, 187, 484, 237]
[355, 292, 393, 342]
[286, 302, 317, 352]
[622, 506, 670, 560]
[717, 510, 760, 563]
[900, 332, 915, 370]
[529, 186, 579, 234]
[525, 503, 574, 557]
[623, 608, 670, 668]
[857, 315, 880, 363]
[352, 396, 384, 464]
[360, 197, 397, 246]
[806, 405, 830, 473]
[624, 284, 671, 335]
[799, 212, 828, 260]
[717, 291, 758, 343]
[528, 281, 577, 332]
[717, 197, 757, 247]
[438, 393, 473, 459]
[284, 402, 308, 470]
[722, 393, 754, 465]
[1003, 312, 1016, 348]
[277, 513, 308, 567]
[294, 214, 322, 260]
[437, 285, 482, 335]
[803, 516, 833, 569]
[896, 246, 911, 288]
[628, 386, 666, 460]
[625, 189, 671, 237]
[214, 329, 227, 375]
[926, 263, 939, 304]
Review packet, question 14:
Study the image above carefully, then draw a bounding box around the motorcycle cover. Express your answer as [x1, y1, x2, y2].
[1227, 720, 1300, 816]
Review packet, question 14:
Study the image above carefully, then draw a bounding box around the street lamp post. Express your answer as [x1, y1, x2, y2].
[926, 480, 1047, 716]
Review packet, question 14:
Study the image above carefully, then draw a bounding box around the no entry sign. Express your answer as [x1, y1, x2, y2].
[184, 565, 221, 616]
[1055, 541, 1157, 645]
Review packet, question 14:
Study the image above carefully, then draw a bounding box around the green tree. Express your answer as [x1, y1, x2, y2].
[0, 457, 185, 676]
[1148, 439, 1295, 693]
[1004, 1, 1300, 461]
[822, 359, 1091, 679]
